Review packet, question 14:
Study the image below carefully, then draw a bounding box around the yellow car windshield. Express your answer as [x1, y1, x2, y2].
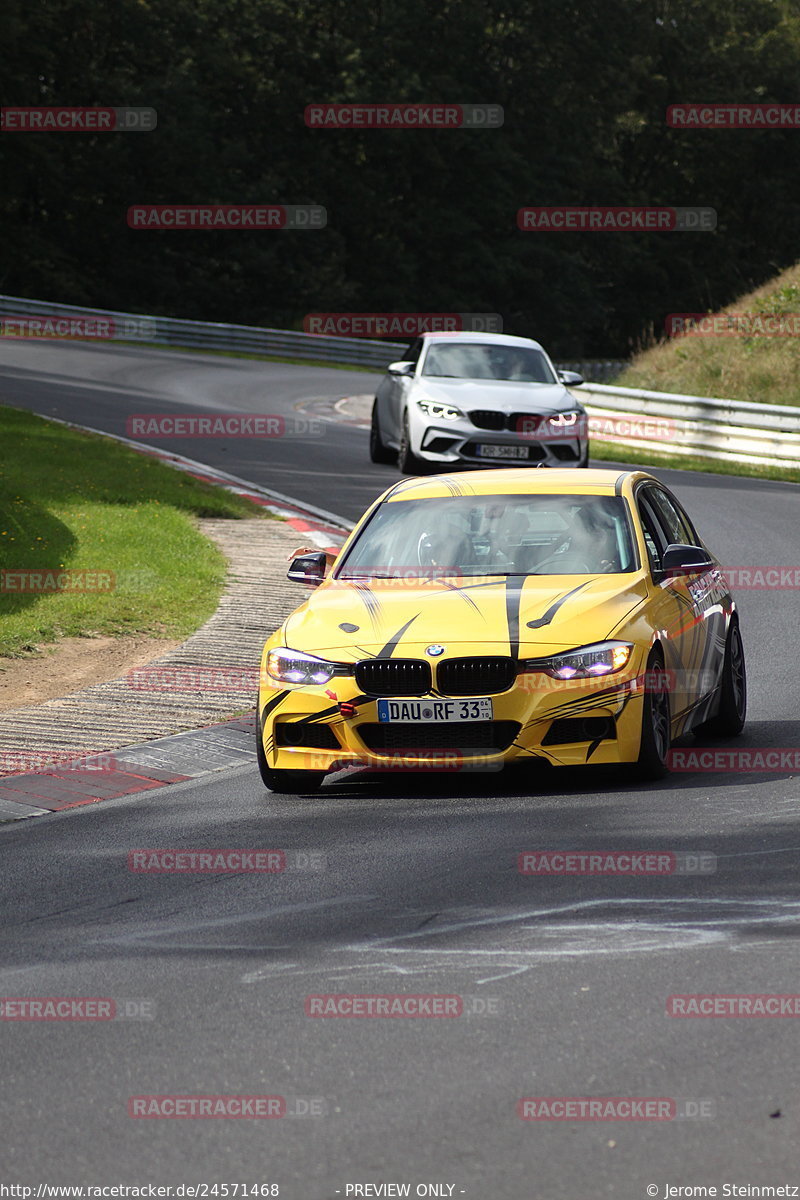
[336, 493, 637, 578]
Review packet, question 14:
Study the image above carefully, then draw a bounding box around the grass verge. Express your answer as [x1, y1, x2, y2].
[0, 404, 267, 657]
[617, 260, 800, 406]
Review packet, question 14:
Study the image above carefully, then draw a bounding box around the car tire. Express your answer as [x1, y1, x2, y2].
[635, 648, 671, 779]
[578, 441, 590, 467]
[397, 410, 426, 475]
[369, 400, 395, 464]
[694, 620, 747, 738]
[256, 715, 325, 793]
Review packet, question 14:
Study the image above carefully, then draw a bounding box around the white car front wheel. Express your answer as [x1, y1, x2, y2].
[397, 410, 426, 474]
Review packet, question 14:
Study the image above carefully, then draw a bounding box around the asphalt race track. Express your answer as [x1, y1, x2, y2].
[2, 340, 800, 1196]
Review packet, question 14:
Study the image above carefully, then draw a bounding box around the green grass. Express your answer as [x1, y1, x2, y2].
[590, 438, 800, 484]
[0, 404, 267, 657]
[617, 260, 800, 407]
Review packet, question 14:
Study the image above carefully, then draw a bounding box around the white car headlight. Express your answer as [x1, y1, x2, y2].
[548, 409, 583, 427]
[267, 648, 339, 685]
[525, 641, 633, 680]
[416, 399, 463, 421]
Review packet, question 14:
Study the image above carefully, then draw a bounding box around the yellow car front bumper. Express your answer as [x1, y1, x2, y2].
[258, 648, 648, 775]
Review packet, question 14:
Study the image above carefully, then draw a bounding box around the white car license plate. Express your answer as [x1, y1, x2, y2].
[377, 698, 493, 723]
[476, 444, 529, 460]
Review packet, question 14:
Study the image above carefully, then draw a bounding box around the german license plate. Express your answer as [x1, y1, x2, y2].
[377, 698, 493, 723]
[476, 444, 529, 459]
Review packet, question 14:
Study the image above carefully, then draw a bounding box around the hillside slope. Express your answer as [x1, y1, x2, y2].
[618, 262, 800, 406]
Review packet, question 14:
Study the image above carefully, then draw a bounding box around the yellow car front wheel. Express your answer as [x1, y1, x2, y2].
[636, 649, 671, 780]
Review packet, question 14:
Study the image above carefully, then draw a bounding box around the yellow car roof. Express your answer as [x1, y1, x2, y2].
[386, 468, 650, 501]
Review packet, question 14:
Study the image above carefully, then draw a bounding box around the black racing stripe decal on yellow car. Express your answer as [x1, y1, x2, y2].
[582, 693, 632, 761]
[505, 578, 526, 659]
[586, 737, 604, 761]
[668, 586, 709, 669]
[258, 689, 290, 735]
[687, 607, 706, 668]
[436, 579, 483, 615]
[378, 615, 420, 658]
[351, 582, 382, 626]
[439, 476, 474, 497]
[521, 681, 633, 729]
[526, 581, 591, 630]
[541, 685, 632, 721]
[352, 578, 484, 620]
[668, 587, 696, 615]
[354, 645, 377, 659]
[398, 475, 476, 498]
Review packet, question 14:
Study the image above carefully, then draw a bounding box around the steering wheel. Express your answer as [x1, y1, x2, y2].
[417, 532, 436, 566]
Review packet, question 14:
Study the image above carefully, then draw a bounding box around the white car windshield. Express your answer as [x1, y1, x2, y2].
[336, 494, 637, 578]
[421, 342, 557, 383]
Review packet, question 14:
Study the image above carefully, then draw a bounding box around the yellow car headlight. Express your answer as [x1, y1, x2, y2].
[267, 648, 340, 686]
[524, 641, 633, 680]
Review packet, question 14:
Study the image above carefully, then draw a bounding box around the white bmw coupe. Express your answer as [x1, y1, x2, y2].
[370, 331, 588, 474]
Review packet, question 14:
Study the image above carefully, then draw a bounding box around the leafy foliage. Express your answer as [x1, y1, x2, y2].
[2, 0, 799, 356]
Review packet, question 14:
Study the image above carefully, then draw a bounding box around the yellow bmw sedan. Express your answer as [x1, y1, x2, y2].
[256, 469, 746, 792]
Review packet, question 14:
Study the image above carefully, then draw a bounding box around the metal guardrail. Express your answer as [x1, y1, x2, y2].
[1, 294, 798, 468]
[0, 293, 401, 368]
[0, 294, 624, 380]
[580, 382, 800, 469]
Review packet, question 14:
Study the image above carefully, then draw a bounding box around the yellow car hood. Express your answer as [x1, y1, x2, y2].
[281, 573, 648, 657]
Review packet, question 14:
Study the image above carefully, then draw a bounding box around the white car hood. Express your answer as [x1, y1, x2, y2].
[411, 378, 580, 413]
